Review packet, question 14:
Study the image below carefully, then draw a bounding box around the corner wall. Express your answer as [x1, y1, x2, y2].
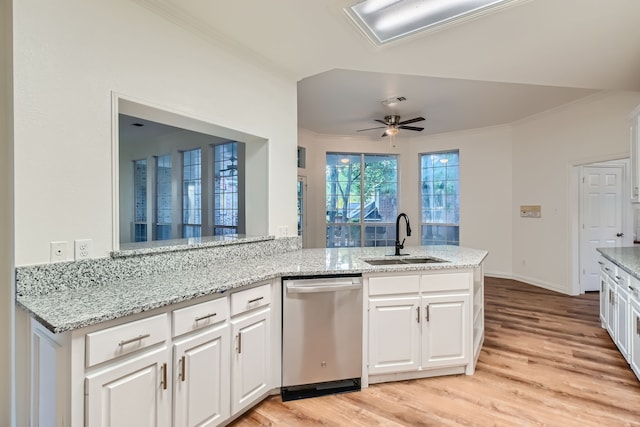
[0, 0, 14, 424]
[12, 0, 298, 265]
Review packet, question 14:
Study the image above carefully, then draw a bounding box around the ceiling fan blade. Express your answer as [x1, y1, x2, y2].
[374, 119, 389, 125]
[399, 126, 424, 131]
[356, 126, 387, 132]
[398, 116, 425, 125]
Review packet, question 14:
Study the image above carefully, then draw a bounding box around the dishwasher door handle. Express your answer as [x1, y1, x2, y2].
[286, 282, 362, 293]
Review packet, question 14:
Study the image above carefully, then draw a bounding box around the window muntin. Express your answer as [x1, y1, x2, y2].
[213, 142, 239, 236]
[326, 153, 398, 247]
[182, 148, 202, 238]
[420, 150, 460, 245]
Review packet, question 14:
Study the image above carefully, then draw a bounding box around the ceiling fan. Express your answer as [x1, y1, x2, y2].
[357, 115, 425, 137]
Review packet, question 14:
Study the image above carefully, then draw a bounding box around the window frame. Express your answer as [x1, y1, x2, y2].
[325, 152, 399, 248]
[419, 150, 460, 246]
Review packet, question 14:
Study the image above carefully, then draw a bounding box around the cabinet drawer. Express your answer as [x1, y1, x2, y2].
[172, 297, 229, 337]
[368, 275, 419, 296]
[420, 272, 470, 292]
[85, 313, 168, 367]
[231, 283, 271, 316]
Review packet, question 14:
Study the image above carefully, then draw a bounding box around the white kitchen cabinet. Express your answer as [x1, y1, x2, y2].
[368, 296, 420, 374]
[630, 298, 640, 378]
[366, 269, 476, 382]
[85, 347, 172, 427]
[606, 277, 617, 340]
[230, 283, 273, 414]
[28, 281, 281, 427]
[600, 274, 608, 329]
[173, 324, 230, 427]
[615, 283, 630, 362]
[421, 294, 469, 369]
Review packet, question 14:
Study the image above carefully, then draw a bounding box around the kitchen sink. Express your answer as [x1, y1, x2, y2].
[364, 257, 447, 266]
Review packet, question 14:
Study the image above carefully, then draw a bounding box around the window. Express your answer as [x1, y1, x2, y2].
[420, 150, 459, 245]
[213, 142, 238, 235]
[326, 153, 398, 247]
[155, 154, 172, 240]
[133, 159, 147, 242]
[182, 148, 202, 238]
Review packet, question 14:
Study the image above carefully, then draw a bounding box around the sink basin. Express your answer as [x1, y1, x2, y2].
[364, 257, 447, 266]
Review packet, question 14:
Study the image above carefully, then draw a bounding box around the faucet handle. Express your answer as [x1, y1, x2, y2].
[399, 238, 405, 249]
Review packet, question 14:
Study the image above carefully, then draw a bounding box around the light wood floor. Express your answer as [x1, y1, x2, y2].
[230, 277, 640, 426]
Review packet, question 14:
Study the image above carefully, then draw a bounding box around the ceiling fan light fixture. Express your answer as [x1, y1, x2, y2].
[345, 0, 528, 45]
[385, 127, 399, 136]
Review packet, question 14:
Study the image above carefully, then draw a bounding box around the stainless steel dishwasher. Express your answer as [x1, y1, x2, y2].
[281, 274, 363, 401]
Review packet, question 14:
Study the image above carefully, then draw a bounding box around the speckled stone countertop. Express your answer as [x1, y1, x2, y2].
[597, 246, 640, 280]
[17, 245, 487, 334]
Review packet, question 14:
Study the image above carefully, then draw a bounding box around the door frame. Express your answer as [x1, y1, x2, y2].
[570, 157, 632, 295]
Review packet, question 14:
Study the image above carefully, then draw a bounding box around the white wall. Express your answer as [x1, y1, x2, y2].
[404, 126, 514, 277]
[511, 91, 640, 294]
[298, 125, 513, 277]
[12, 0, 298, 266]
[1, 0, 14, 424]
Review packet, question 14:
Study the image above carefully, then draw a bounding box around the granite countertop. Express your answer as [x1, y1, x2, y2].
[17, 245, 488, 334]
[597, 246, 640, 280]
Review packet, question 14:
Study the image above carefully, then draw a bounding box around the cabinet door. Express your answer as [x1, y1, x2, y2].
[173, 325, 230, 427]
[630, 302, 640, 379]
[368, 296, 420, 374]
[606, 279, 617, 340]
[599, 275, 608, 328]
[231, 307, 271, 414]
[421, 294, 469, 369]
[615, 286, 630, 361]
[85, 347, 171, 427]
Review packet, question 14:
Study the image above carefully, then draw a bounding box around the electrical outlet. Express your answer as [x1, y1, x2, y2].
[278, 226, 289, 237]
[74, 239, 92, 260]
[50, 241, 68, 262]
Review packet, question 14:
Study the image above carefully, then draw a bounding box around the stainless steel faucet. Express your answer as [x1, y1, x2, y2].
[394, 213, 412, 256]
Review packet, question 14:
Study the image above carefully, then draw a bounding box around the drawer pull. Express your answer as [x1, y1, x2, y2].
[237, 333, 242, 354]
[598, 261, 604, 266]
[161, 363, 167, 390]
[179, 356, 186, 382]
[118, 333, 151, 347]
[604, 267, 611, 272]
[426, 305, 430, 322]
[629, 285, 635, 291]
[248, 296, 264, 304]
[416, 306, 420, 323]
[194, 312, 217, 322]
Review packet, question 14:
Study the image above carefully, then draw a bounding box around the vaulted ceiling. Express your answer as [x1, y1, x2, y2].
[136, 0, 640, 137]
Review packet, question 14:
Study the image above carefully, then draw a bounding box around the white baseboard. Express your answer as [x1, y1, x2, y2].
[484, 272, 575, 296]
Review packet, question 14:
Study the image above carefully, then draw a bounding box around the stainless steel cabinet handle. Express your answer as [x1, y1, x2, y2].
[616, 275, 622, 280]
[179, 356, 186, 382]
[194, 312, 217, 322]
[426, 305, 430, 322]
[629, 285, 636, 291]
[118, 333, 150, 347]
[248, 296, 264, 304]
[598, 261, 604, 266]
[161, 363, 167, 390]
[416, 306, 420, 323]
[617, 232, 624, 237]
[237, 333, 242, 354]
[604, 267, 611, 272]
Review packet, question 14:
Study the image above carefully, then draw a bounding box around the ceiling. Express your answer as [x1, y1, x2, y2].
[136, 0, 640, 138]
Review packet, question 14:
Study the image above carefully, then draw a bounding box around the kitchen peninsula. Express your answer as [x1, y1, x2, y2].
[17, 237, 487, 426]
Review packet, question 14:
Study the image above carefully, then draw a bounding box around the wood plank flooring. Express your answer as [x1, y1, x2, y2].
[229, 277, 640, 426]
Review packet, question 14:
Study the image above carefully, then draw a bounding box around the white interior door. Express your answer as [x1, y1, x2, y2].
[580, 165, 624, 292]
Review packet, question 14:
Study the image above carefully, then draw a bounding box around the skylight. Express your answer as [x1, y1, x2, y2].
[345, 0, 526, 45]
